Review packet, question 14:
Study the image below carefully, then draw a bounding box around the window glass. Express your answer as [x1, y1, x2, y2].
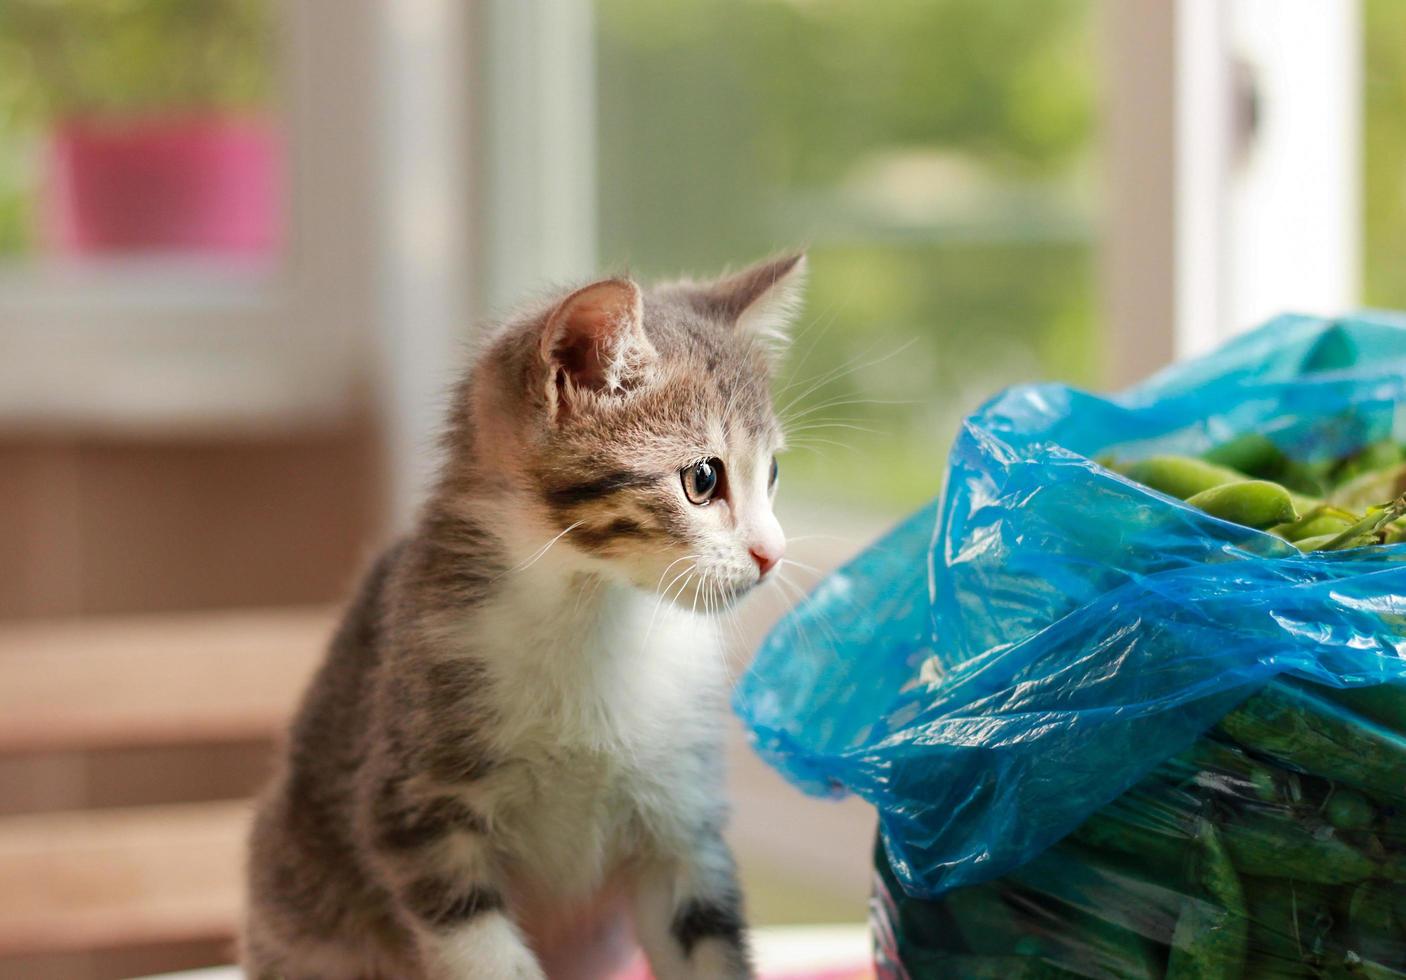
[595, 0, 1100, 515]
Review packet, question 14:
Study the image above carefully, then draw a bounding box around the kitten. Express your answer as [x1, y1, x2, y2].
[243, 253, 805, 980]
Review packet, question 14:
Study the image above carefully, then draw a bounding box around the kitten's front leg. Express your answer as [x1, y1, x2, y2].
[397, 872, 543, 980]
[418, 914, 543, 980]
[632, 838, 754, 980]
[367, 783, 543, 980]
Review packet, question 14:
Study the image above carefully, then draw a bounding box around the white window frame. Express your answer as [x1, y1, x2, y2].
[0, 0, 379, 433]
[1104, 0, 1361, 383]
[376, 0, 596, 525]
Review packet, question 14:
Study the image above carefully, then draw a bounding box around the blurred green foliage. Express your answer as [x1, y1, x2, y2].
[597, 0, 1098, 512]
[1364, 0, 1406, 311]
[0, 0, 269, 118]
[0, 0, 272, 253]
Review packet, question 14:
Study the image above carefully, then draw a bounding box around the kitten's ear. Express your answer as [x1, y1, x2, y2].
[539, 278, 656, 419]
[694, 252, 807, 349]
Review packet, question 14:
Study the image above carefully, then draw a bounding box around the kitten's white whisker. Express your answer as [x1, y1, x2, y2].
[659, 562, 700, 602]
[779, 557, 823, 577]
[497, 521, 585, 579]
[774, 303, 846, 397]
[651, 553, 702, 595]
[774, 568, 846, 660]
[641, 561, 699, 654]
[777, 337, 921, 419]
[785, 533, 861, 545]
[702, 576, 740, 692]
[688, 568, 706, 620]
[643, 554, 702, 629]
[781, 396, 916, 425]
[787, 415, 887, 428]
[784, 436, 850, 453]
[786, 420, 885, 438]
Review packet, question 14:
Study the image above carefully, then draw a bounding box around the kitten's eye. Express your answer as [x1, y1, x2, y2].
[769, 456, 779, 490]
[682, 458, 723, 505]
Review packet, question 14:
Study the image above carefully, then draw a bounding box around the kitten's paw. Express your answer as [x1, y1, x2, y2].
[682, 938, 754, 980]
[435, 915, 546, 980]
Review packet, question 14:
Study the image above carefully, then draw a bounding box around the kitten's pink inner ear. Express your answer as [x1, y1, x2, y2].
[541, 278, 650, 396]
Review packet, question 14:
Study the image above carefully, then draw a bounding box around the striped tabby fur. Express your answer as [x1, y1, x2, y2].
[243, 254, 805, 979]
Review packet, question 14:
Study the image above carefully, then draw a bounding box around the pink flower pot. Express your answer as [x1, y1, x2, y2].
[43, 114, 281, 256]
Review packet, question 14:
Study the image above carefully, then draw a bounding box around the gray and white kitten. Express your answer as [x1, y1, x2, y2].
[243, 254, 805, 980]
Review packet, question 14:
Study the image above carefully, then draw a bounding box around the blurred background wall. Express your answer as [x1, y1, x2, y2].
[0, 1, 1396, 976]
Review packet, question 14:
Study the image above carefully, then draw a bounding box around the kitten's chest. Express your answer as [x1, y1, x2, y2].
[497, 725, 716, 904]
[482, 583, 724, 754]
[478, 591, 727, 891]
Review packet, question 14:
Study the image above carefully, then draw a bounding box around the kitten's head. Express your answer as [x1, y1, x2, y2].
[466, 253, 805, 608]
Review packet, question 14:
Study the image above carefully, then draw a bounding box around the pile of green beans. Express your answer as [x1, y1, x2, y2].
[877, 678, 1406, 978]
[1107, 435, 1406, 551]
[874, 438, 1406, 979]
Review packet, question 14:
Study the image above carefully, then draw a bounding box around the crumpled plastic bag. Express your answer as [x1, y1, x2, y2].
[736, 313, 1406, 900]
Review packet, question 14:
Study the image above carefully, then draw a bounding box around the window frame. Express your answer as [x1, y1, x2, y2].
[1103, 0, 1361, 384]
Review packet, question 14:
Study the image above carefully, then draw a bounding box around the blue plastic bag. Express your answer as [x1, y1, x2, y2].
[736, 313, 1406, 899]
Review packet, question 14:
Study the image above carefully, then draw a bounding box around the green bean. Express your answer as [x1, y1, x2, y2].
[1217, 681, 1406, 806]
[1186, 480, 1299, 529]
[941, 880, 1028, 956]
[1378, 852, 1406, 883]
[1204, 434, 1291, 478]
[1278, 459, 1336, 499]
[1167, 818, 1247, 979]
[1315, 681, 1406, 737]
[1274, 505, 1360, 541]
[876, 838, 1013, 958]
[1326, 788, 1379, 831]
[1242, 877, 1334, 976]
[1334, 440, 1406, 487]
[1182, 737, 1299, 805]
[1331, 462, 1406, 513]
[895, 952, 1085, 979]
[1243, 957, 1318, 979]
[1347, 881, 1402, 963]
[1330, 952, 1406, 979]
[1383, 811, 1406, 854]
[1061, 906, 1163, 980]
[1010, 842, 1182, 949]
[1068, 798, 1191, 883]
[1319, 496, 1406, 549]
[1296, 532, 1378, 552]
[1117, 455, 1255, 500]
[1115, 453, 1326, 515]
[1220, 812, 1377, 883]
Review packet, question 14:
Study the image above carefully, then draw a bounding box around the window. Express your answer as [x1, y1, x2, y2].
[0, 0, 377, 432]
[0, 1, 281, 264]
[594, 0, 1101, 516]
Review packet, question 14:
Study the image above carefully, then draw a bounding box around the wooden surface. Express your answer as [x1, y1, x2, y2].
[0, 801, 250, 957]
[0, 423, 385, 619]
[0, 607, 332, 755]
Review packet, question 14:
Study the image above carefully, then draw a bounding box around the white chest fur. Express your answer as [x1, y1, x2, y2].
[459, 572, 729, 902]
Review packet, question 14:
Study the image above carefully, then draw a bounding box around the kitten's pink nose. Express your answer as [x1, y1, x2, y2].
[749, 545, 782, 578]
